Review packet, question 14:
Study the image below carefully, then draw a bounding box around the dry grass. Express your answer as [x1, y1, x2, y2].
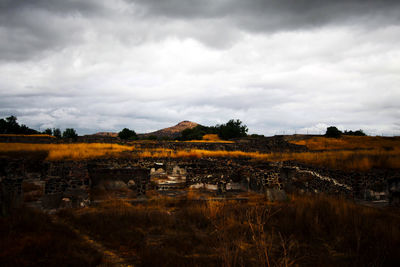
[0, 143, 135, 161]
[0, 134, 55, 138]
[58, 194, 400, 266]
[1, 142, 400, 170]
[287, 136, 400, 170]
[268, 149, 400, 171]
[0, 207, 102, 266]
[291, 136, 400, 151]
[183, 134, 234, 143]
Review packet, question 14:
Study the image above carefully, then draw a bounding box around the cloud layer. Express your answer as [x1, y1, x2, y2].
[0, 0, 399, 135]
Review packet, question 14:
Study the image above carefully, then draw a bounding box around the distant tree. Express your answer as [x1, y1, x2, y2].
[63, 128, 78, 139]
[118, 128, 138, 140]
[178, 125, 217, 141]
[217, 119, 248, 140]
[147, 135, 158, 140]
[43, 128, 53, 135]
[53, 128, 61, 138]
[343, 129, 367, 136]
[0, 115, 38, 134]
[250, 134, 265, 138]
[325, 126, 342, 138]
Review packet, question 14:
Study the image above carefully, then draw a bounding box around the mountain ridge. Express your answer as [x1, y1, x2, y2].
[139, 120, 199, 138]
[92, 121, 199, 139]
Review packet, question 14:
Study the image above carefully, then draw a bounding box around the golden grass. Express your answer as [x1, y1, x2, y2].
[182, 134, 234, 143]
[291, 135, 400, 151]
[269, 149, 400, 171]
[1, 140, 399, 170]
[0, 134, 55, 138]
[0, 143, 135, 161]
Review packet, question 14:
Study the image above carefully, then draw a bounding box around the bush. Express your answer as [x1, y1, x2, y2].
[118, 128, 138, 140]
[343, 129, 367, 136]
[180, 125, 216, 141]
[325, 126, 342, 138]
[217, 119, 248, 140]
[62, 128, 78, 139]
[53, 128, 62, 138]
[43, 128, 53, 135]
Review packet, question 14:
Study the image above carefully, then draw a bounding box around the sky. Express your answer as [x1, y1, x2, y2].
[0, 0, 399, 136]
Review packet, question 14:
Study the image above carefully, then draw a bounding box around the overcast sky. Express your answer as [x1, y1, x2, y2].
[1, 0, 399, 136]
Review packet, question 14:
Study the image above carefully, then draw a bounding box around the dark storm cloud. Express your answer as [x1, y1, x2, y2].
[133, 0, 400, 31]
[0, 0, 104, 61]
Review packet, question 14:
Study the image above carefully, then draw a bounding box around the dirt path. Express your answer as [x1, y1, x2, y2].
[51, 215, 134, 267]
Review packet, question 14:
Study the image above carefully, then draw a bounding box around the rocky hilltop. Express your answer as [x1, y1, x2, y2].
[140, 120, 198, 139]
[94, 132, 118, 137]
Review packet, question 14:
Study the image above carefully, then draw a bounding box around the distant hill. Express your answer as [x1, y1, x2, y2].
[140, 121, 199, 139]
[93, 132, 118, 137]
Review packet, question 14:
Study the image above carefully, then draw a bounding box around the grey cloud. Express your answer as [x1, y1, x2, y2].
[132, 0, 400, 31]
[0, 0, 106, 61]
[0, 0, 399, 136]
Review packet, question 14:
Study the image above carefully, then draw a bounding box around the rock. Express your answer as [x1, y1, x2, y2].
[265, 188, 288, 202]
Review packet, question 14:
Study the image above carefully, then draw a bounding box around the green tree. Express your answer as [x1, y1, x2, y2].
[53, 128, 61, 138]
[63, 128, 78, 139]
[217, 119, 248, 140]
[118, 128, 138, 140]
[343, 129, 366, 136]
[325, 126, 342, 138]
[0, 116, 38, 134]
[43, 128, 53, 135]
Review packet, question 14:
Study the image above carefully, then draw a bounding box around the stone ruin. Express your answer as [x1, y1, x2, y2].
[388, 177, 400, 206]
[1, 155, 398, 215]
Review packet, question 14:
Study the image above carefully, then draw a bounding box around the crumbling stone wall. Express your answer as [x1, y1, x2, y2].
[1, 153, 396, 213]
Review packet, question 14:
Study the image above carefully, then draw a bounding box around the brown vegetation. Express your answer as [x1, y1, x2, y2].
[0, 134, 55, 138]
[57, 193, 400, 266]
[0, 143, 135, 161]
[0, 207, 102, 267]
[290, 136, 400, 151]
[1, 136, 399, 170]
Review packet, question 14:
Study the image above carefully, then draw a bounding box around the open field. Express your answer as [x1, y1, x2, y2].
[0, 207, 101, 267]
[0, 134, 55, 138]
[1, 135, 400, 171]
[55, 193, 399, 266]
[3, 194, 397, 266]
[0, 143, 135, 161]
[290, 136, 400, 151]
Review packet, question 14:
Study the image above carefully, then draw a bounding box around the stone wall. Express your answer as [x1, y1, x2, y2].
[1, 155, 397, 213]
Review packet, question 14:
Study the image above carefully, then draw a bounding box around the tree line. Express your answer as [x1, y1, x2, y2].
[1, 115, 368, 141]
[325, 126, 366, 138]
[0, 116, 78, 139]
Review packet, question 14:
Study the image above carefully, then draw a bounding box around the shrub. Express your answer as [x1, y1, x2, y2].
[118, 128, 138, 140]
[343, 129, 367, 136]
[217, 119, 248, 140]
[53, 128, 62, 138]
[62, 128, 78, 140]
[325, 126, 342, 138]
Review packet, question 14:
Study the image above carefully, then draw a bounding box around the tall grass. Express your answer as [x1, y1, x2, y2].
[1, 141, 399, 170]
[0, 134, 55, 138]
[0, 207, 102, 266]
[0, 143, 135, 160]
[58, 194, 400, 266]
[291, 136, 400, 151]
